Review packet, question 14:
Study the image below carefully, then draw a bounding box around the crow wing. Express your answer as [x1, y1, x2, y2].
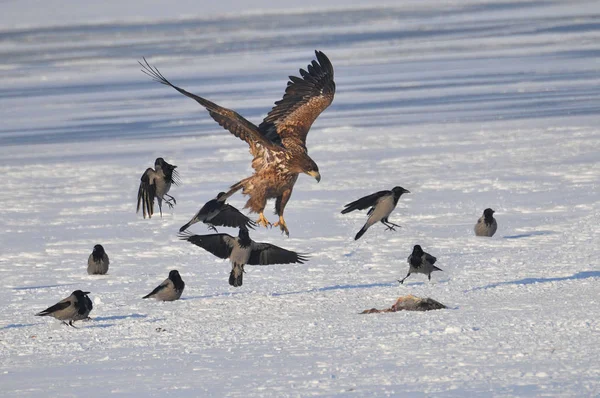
[139, 58, 275, 157]
[258, 50, 335, 147]
[161, 161, 180, 186]
[137, 168, 156, 219]
[247, 242, 308, 265]
[178, 232, 235, 260]
[78, 295, 93, 315]
[209, 205, 256, 230]
[424, 253, 437, 265]
[341, 190, 391, 214]
[142, 279, 168, 299]
[36, 300, 70, 316]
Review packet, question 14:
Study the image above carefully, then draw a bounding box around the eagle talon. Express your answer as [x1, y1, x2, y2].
[273, 217, 290, 237]
[256, 213, 271, 228]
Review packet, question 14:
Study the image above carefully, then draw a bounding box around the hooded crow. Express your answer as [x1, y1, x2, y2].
[143, 270, 185, 301]
[35, 290, 93, 327]
[87, 244, 109, 275]
[179, 228, 307, 287]
[137, 157, 180, 219]
[474, 208, 497, 237]
[341, 186, 410, 240]
[398, 245, 442, 284]
[179, 192, 256, 233]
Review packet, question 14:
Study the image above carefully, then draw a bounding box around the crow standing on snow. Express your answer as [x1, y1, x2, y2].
[87, 244, 109, 275]
[35, 290, 93, 327]
[142, 270, 185, 301]
[398, 245, 442, 284]
[179, 192, 256, 233]
[137, 157, 180, 218]
[474, 208, 497, 237]
[341, 186, 410, 240]
[179, 228, 307, 287]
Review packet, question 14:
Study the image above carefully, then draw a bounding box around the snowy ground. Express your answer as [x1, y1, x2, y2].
[1, 0, 599, 396]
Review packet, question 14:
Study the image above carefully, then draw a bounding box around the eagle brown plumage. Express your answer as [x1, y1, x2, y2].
[140, 51, 335, 236]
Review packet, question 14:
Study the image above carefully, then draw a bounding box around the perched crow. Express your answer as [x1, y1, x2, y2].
[179, 192, 256, 233]
[143, 270, 185, 301]
[36, 290, 93, 328]
[398, 245, 442, 284]
[87, 244, 109, 275]
[474, 208, 497, 237]
[342, 186, 410, 240]
[137, 157, 179, 218]
[179, 228, 307, 287]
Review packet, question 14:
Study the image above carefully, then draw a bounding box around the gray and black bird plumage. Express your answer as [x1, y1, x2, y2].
[179, 228, 307, 287]
[87, 244, 109, 275]
[474, 208, 497, 237]
[341, 186, 410, 240]
[35, 290, 93, 327]
[179, 192, 256, 233]
[137, 157, 180, 219]
[142, 270, 185, 301]
[398, 245, 442, 284]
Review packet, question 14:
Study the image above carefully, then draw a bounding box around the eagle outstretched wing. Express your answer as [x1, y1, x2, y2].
[139, 58, 275, 156]
[258, 50, 336, 146]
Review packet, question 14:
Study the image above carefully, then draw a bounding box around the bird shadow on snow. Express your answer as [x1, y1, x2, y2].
[271, 281, 399, 297]
[1, 323, 37, 330]
[181, 291, 246, 300]
[503, 230, 556, 239]
[467, 271, 600, 292]
[12, 283, 74, 291]
[93, 314, 147, 322]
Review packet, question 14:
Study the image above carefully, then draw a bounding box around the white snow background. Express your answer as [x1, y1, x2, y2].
[1, 0, 599, 396]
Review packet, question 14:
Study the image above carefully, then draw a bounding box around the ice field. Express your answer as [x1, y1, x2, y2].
[1, 0, 599, 396]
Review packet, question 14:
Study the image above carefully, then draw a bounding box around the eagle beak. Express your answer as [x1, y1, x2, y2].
[307, 170, 321, 183]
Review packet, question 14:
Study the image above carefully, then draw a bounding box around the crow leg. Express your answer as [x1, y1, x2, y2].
[165, 193, 177, 205]
[398, 272, 411, 284]
[381, 220, 396, 231]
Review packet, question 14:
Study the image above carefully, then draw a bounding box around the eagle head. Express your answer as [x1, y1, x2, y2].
[303, 158, 321, 183]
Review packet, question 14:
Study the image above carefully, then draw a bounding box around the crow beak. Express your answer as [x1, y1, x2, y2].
[82, 291, 91, 295]
[307, 170, 321, 183]
[403, 188, 411, 194]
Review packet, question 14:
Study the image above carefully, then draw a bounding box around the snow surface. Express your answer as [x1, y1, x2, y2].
[1, 0, 599, 396]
